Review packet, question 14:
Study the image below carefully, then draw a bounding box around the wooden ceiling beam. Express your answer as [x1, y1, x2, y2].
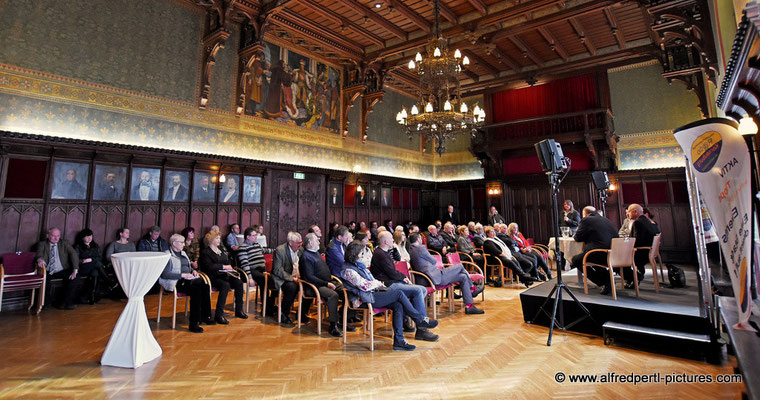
[387, 0, 431, 33]
[467, 0, 488, 15]
[271, 11, 364, 58]
[508, 35, 543, 67]
[431, 0, 458, 24]
[603, 7, 626, 49]
[463, 49, 500, 75]
[368, 0, 566, 60]
[537, 26, 568, 61]
[334, 0, 407, 39]
[299, 0, 384, 46]
[569, 17, 596, 56]
[491, 45, 521, 72]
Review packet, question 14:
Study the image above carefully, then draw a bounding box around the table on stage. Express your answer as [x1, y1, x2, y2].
[547, 236, 585, 280]
[101, 251, 170, 368]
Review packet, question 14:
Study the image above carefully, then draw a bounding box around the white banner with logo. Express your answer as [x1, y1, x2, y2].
[674, 118, 753, 329]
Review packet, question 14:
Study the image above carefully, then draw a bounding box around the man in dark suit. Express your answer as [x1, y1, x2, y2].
[165, 173, 188, 201]
[409, 233, 484, 314]
[330, 186, 340, 206]
[357, 189, 367, 206]
[497, 224, 538, 280]
[95, 171, 121, 200]
[35, 227, 82, 309]
[626, 203, 661, 288]
[194, 175, 214, 202]
[443, 204, 457, 225]
[571, 206, 619, 295]
[425, 225, 448, 255]
[300, 233, 349, 337]
[271, 231, 303, 326]
[487, 206, 506, 226]
[131, 170, 158, 201]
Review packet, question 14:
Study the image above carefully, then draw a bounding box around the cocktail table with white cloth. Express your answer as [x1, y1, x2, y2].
[101, 252, 170, 368]
[547, 236, 585, 280]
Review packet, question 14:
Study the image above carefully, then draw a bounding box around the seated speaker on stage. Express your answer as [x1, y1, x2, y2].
[482, 226, 535, 287]
[559, 200, 581, 234]
[571, 206, 619, 295]
[625, 203, 661, 288]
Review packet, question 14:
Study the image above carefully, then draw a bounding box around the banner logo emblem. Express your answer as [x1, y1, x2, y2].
[691, 131, 722, 172]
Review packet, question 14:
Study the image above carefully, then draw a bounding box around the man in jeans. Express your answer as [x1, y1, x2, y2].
[369, 231, 438, 341]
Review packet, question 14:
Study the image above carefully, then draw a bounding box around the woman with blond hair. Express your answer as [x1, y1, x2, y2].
[199, 231, 246, 324]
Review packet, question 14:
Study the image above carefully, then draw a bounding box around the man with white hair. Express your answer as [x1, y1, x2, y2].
[271, 231, 303, 326]
[370, 231, 438, 341]
[35, 227, 82, 309]
[625, 203, 660, 288]
[426, 225, 447, 254]
[572, 206, 619, 295]
[440, 222, 458, 249]
[300, 233, 349, 337]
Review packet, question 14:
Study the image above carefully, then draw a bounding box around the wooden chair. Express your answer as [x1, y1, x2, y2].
[456, 251, 474, 264]
[446, 252, 485, 304]
[483, 253, 509, 286]
[428, 249, 441, 257]
[582, 238, 637, 300]
[395, 260, 436, 319]
[262, 253, 285, 323]
[413, 255, 455, 313]
[339, 280, 389, 351]
[634, 234, 664, 293]
[0, 252, 45, 314]
[157, 285, 190, 329]
[297, 278, 327, 335]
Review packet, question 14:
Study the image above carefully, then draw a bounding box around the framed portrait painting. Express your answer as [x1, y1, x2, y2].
[92, 164, 126, 201]
[130, 167, 161, 201]
[51, 161, 89, 200]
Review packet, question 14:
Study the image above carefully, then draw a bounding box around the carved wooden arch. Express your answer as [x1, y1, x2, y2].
[199, 29, 231, 109]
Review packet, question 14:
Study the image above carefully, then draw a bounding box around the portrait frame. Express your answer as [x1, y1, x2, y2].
[219, 175, 240, 204]
[242, 176, 262, 204]
[129, 167, 161, 202]
[369, 186, 380, 207]
[163, 170, 190, 202]
[192, 172, 217, 203]
[328, 183, 342, 207]
[381, 187, 392, 208]
[92, 164, 127, 201]
[355, 184, 367, 207]
[51, 161, 89, 200]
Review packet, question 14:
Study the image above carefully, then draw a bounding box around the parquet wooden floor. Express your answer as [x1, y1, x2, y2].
[0, 285, 744, 399]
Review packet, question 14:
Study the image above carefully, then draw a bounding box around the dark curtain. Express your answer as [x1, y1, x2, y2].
[491, 74, 599, 139]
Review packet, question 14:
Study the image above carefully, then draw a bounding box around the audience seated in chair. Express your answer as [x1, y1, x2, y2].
[392, 231, 410, 262]
[226, 223, 241, 252]
[425, 225, 448, 255]
[300, 233, 351, 337]
[571, 206, 619, 295]
[370, 231, 438, 342]
[472, 223, 486, 248]
[496, 224, 538, 280]
[625, 203, 661, 289]
[35, 227, 83, 310]
[409, 233, 484, 314]
[136, 226, 169, 252]
[326, 225, 353, 277]
[199, 231, 246, 324]
[440, 222, 458, 249]
[456, 225, 484, 269]
[105, 227, 136, 262]
[270, 231, 304, 327]
[482, 226, 535, 288]
[506, 223, 551, 281]
[73, 228, 102, 304]
[237, 227, 274, 312]
[341, 240, 438, 351]
[180, 227, 200, 269]
[159, 234, 214, 333]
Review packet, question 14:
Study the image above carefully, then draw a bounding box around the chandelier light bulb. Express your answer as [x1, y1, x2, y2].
[462, 56, 470, 66]
[401, 108, 407, 119]
[433, 47, 441, 57]
[425, 102, 434, 113]
[408, 60, 416, 69]
[431, 123, 437, 130]
[460, 102, 468, 113]
[446, 123, 452, 130]
[415, 52, 423, 62]
[443, 100, 452, 111]
[411, 105, 419, 115]
[454, 49, 462, 59]
[473, 104, 481, 115]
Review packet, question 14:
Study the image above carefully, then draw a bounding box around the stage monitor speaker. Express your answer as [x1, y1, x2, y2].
[534, 139, 567, 173]
[591, 171, 610, 191]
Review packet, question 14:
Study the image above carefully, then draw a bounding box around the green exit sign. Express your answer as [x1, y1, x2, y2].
[293, 172, 305, 180]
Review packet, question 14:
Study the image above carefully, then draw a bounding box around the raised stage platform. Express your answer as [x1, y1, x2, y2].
[520, 267, 714, 344]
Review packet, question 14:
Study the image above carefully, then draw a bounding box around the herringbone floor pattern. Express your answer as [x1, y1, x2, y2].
[0, 285, 744, 399]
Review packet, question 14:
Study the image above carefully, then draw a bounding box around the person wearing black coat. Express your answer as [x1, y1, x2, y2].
[74, 228, 102, 304]
[199, 231, 246, 324]
[559, 200, 581, 233]
[442, 204, 457, 226]
[496, 227, 538, 280]
[626, 203, 661, 287]
[482, 227, 534, 287]
[571, 206, 619, 294]
[300, 233, 347, 337]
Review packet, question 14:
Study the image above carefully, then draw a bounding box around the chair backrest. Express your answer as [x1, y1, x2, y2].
[432, 254, 444, 269]
[394, 261, 411, 280]
[1, 252, 36, 275]
[447, 252, 461, 265]
[527, 238, 535, 246]
[608, 238, 635, 268]
[264, 253, 274, 273]
[650, 234, 662, 258]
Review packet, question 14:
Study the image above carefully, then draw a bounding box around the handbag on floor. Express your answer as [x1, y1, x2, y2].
[667, 264, 686, 288]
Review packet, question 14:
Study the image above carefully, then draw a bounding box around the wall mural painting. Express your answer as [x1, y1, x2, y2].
[243, 41, 340, 133]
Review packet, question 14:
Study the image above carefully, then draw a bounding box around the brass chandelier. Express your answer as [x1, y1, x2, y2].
[396, 0, 485, 156]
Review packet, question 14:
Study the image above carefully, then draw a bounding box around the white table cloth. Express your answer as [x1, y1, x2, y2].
[101, 252, 170, 368]
[547, 237, 585, 280]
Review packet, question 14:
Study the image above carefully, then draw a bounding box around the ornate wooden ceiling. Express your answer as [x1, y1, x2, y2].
[191, 0, 718, 114]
